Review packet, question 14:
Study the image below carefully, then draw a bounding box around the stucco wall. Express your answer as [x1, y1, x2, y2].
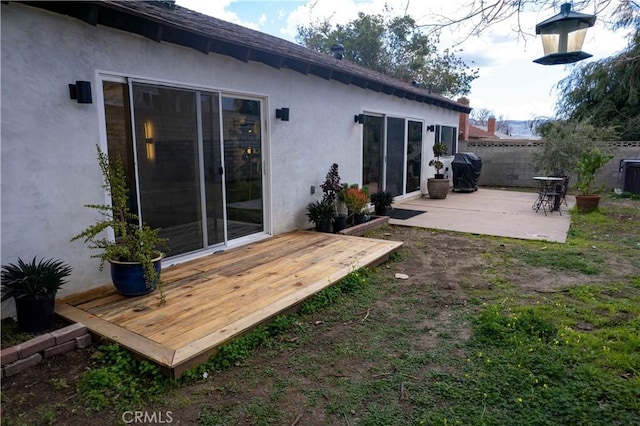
[1, 3, 459, 309]
[459, 140, 640, 189]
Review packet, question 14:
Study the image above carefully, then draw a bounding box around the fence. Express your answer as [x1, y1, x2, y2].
[458, 140, 640, 190]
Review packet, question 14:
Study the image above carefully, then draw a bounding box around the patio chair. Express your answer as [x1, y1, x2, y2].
[532, 177, 563, 216]
[549, 175, 570, 207]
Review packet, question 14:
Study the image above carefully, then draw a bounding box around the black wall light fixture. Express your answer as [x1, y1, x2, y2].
[354, 114, 365, 124]
[69, 81, 93, 104]
[275, 108, 290, 121]
[426, 125, 435, 132]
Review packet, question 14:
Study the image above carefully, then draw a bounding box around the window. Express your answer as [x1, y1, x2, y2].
[435, 125, 458, 156]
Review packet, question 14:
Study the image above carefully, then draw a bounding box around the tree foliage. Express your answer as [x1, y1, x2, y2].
[296, 12, 478, 97]
[556, 2, 640, 140]
[532, 120, 618, 176]
[423, 0, 618, 42]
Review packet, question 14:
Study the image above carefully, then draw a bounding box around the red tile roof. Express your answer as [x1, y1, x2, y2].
[468, 125, 499, 139]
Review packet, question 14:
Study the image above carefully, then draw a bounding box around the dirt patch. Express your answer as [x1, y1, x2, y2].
[2, 205, 638, 425]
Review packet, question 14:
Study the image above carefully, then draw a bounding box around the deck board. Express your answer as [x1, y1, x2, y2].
[56, 231, 402, 377]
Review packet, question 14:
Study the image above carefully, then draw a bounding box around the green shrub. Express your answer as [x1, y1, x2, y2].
[77, 343, 171, 410]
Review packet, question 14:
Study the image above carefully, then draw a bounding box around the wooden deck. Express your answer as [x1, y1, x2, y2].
[56, 231, 402, 378]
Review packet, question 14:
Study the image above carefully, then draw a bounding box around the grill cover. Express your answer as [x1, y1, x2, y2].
[452, 152, 482, 192]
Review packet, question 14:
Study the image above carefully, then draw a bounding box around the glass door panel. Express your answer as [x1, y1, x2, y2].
[385, 117, 405, 197]
[362, 115, 384, 194]
[406, 120, 423, 193]
[221, 97, 264, 239]
[103, 82, 138, 215]
[132, 84, 202, 256]
[201, 94, 225, 246]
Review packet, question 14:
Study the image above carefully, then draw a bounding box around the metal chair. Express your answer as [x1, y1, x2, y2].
[532, 178, 563, 216]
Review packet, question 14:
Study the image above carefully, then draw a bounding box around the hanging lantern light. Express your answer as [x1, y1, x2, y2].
[534, 3, 596, 65]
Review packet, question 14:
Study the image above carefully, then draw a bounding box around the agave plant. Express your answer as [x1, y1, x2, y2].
[1, 257, 72, 301]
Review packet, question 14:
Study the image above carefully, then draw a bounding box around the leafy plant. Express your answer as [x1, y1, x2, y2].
[320, 163, 343, 205]
[77, 343, 170, 411]
[71, 146, 167, 303]
[574, 147, 614, 196]
[336, 183, 350, 216]
[343, 185, 370, 221]
[370, 190, 394, 210]
[1, 257, 72, 301]
[306, 200, 336, 226]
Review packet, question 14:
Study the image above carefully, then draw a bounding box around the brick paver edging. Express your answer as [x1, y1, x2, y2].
[0, 323, 92, 378]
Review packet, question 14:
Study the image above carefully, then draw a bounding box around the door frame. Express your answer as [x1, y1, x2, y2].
[360, 111, 425, 199]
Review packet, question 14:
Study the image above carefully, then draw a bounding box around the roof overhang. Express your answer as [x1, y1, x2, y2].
[19, 1, 471, 114]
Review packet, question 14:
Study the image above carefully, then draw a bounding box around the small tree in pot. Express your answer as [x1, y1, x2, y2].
[321, 164, 347, 231]
[1, 257, 72, 332]
[320, 163, 343, 205]
[72, 146, 168, 305]
[574, 147, 613, 213]
[429, 142, 448, 179]
[427, 142, 450, 199]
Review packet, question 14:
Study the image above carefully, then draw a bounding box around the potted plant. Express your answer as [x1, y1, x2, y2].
[427, 142, 450, 199]
[306, 200, 335, 233]
[335, 183, 349, 233]
[321, 163, 346, 232]
[574, 147, 613, 213]
[370, 190, 394, 216]
[72, 146, 168, 304]
[343, 185, 370, 225]
[1, 257, 72, 332]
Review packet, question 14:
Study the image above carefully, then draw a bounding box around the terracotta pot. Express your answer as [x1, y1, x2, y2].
[575, 194, 601, 213]
[427, 178, 450, 199]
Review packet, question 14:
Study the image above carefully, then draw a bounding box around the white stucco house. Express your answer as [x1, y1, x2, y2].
[1, 1, 470, 313]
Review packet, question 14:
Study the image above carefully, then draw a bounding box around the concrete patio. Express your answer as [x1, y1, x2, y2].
[391, 188, 575, 243]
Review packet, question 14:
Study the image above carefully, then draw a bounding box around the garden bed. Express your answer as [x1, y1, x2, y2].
[339, 215, 389, 236]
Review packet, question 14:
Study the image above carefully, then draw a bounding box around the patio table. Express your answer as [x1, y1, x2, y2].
[532, 176, 565, 215]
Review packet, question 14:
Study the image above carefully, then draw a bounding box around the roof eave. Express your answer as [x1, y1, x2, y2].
[20, 1, 471, 113]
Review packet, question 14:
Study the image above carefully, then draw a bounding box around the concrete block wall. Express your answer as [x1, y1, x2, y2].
[459, 140, 640, 190]
[0, 323, 91, 378]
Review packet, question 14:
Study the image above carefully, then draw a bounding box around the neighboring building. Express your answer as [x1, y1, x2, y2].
[1, 1, 470, 307]
[469, 117, 500, 140]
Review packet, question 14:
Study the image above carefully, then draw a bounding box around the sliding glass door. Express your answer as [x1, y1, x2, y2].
[362, 115, 423, 197]
[406, 120, 423, 193]
[221, 97, 264, 240]
[102, 80, 265, 259]
[386, 117, 405, 197]
[362, 115, 384, 193]
[132, 85, 205, 255]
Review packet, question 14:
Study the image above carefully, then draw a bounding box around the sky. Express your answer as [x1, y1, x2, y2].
[175, 0, 631, 121]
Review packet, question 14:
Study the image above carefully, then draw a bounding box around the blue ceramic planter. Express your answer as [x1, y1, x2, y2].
[108, 255, 162, 296]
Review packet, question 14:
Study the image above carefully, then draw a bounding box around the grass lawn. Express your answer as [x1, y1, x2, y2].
[1, 195, 639, 425]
